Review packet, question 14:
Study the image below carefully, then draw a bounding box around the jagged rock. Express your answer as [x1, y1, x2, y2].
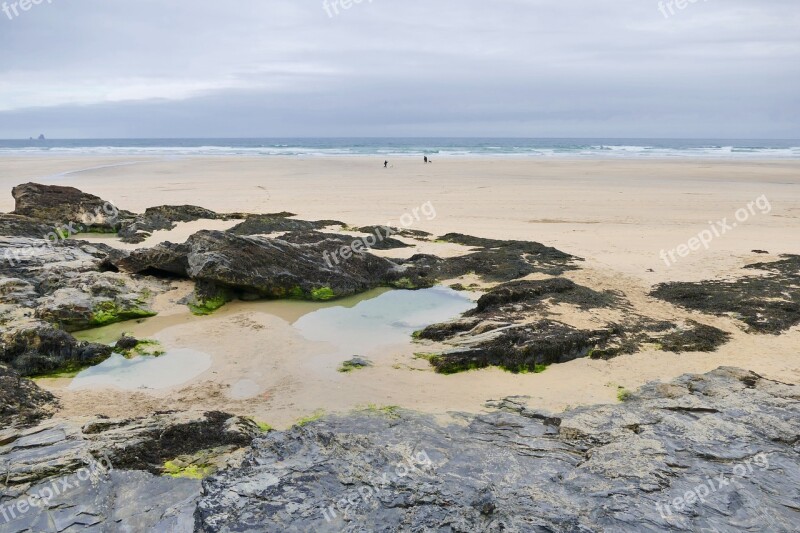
[659, 321, 732, 353]
[0, 412, 259, 532]
[417, 278, 733, 373]
[0, 322, 113, 376]
[0, 214, 52, 238]
[395, 234, 580, 290]
[338, 356, 373, 372]
[118, 205, 229, 244]
[651, 254, 800, 334]
[114, 335, 139, 352]
[430, 320, 618, 374]
[0, 411, 260, 489]
[0, 239, 157, 327]
[0, 235, 159, 374]
[468, 277, 621, 315]
[11, 182, 133, 231]
[112, 230, 397, 303]
[227, 214, 341, 236]
[196, 368, 800, 532]
[0, 364, 57, 428]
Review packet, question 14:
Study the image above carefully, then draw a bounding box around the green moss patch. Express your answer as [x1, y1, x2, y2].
[189, 295, 227, 316]
[295, 409, 325, 427]
[163, 460, 215, 480]
[310, 287, 336, 301]
[89, 301, 157, 328]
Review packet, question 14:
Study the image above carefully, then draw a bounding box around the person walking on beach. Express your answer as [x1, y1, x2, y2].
[424, 156, 428, 164]
[384, 160, 388, 168]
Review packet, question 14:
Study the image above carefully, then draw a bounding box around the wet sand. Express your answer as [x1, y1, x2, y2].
[4, 156, 799, 427]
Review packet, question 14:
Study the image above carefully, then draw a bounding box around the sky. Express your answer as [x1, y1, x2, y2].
[0, 0, 798, 139]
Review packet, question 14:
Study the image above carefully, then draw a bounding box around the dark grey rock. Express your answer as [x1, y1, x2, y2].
[196, 367, 800, 532]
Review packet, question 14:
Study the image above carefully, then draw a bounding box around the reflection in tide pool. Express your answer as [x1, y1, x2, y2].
[293, 286, 474, 356]
[69, 349, 212, 390]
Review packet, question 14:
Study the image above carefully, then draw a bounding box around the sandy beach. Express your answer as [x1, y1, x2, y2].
[3, 156, 800, 428]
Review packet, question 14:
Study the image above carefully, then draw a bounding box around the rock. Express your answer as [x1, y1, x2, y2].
[0, 214, 52, 238]
[0, 239, 157, 325]
[659, 320, 732, 353]
[0, 364, 57, 428]
[0, 411, 260, 489]
[112, 230, 397, 304]
[651, 254, 800, 334]
[114, 335, 140, 352]
[0, 411, 260, 532]
[416, 278, 733, 373]
[196, 368, 800, 532]
[429, 320, 618, 374]
[0, 234, 159, 374]
[0, 470, 202, 533]
[468, 278, 620, 315]
[0, 323, 113, 377]
[338, 356, 373, 372]
[118, 205, 227, 244]
[11, 182, 133, 231]
[227, 214, 341, 236]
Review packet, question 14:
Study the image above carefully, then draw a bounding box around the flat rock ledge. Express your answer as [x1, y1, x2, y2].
[195, 367, 800, 533]
[0, 367, 797, 532]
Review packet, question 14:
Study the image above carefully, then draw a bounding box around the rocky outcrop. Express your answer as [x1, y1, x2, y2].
[0, 411, 261, 532]
[112, 230, 399, 304]
[651, 254, 800, 334]
[0, 232, 159, 374]
[118, 205, 235, 243]
[0, 364, 57, 428]
[196, 368, 800, 532]
[11, 182, 133, 231]
[227, 214, 341, 236]
[416, 278, 732, 373]
[0, 214, 52, 238]
[0, 323, 113, 377]
[0, 235, 158, 367]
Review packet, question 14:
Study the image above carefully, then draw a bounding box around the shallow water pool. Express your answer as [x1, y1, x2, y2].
[293, 286, 474, 356]
[68, 349, 212, 390]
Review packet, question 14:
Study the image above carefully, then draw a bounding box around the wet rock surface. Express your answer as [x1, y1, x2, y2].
[651, 255, 800, 334]
[195, 367, 800, 532]
[416, 278, 732, 373]
[0, 215, 52, 239]
[0, 323, 112, 377]
[112, 229, 398, 304]
[397, 233, 581, 288]
[226, 213, 341, 236]
[0, 234, 159, 374]
[0, 364, 57, 428]
[117, 204, 226, 243]
[0, 411, 259, 532]
[11, 182, 132, 232]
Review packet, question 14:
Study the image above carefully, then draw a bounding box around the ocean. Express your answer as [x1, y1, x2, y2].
[0, 138, 798, 159]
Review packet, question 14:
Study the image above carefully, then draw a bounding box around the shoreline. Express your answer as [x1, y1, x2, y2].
[2, 156, 799, 427]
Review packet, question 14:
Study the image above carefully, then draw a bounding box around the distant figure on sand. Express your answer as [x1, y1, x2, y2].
[424, 156, 428, 163]
[384, 160, 388, 168]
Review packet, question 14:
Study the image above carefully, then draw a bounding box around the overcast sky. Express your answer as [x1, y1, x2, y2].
[0, 0, 798, 138]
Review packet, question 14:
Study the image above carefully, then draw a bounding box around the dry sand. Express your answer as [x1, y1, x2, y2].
[3, 156, 799, 428]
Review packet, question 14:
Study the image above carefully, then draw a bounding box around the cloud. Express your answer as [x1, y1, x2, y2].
[0, 0, 797, 137]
